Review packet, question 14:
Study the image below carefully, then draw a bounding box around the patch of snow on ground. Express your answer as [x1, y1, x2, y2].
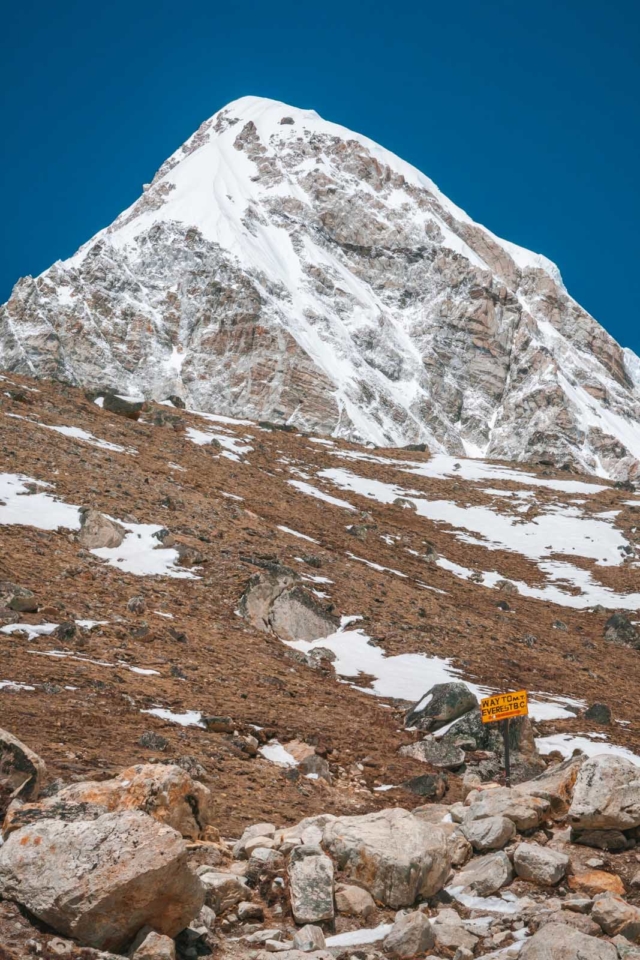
[142, 708, 205, 728]
[5, 416, 136, 454]
[326, 925, 393, 947]
[192, 410, 255, 426]
[536, 734, 640, 765]
[320, 468, 626, 565]
[0, 680, 36, 691]
[347, 552, 408, 578]
[259, 741, 298, 766]
[1, 623, 59, 641]
[446, 887, 530, 916]
[91, 522, 196, 578]
[288, 479, 355, 510]
[277, 525, 319, 543]
[185, 426, 252, 460]
[0, 474, 81, 531]
[285, 623, 585, 722]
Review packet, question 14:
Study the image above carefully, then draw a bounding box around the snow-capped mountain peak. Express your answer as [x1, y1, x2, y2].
[2, 95, 640, 477]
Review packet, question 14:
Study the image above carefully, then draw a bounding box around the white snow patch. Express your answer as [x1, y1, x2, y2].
[91, 522, 196, 579]
[288, 479, 355, 510]
[326, 924, 392, 947]
[536, 735, 640, 766]
[259, 741, 298, 766]
[0, 474, 81, 531]
[277, 525, 319, 543]
[142, 708, 205, 728]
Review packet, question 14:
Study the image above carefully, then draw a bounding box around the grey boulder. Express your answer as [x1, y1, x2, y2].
[513, 842, 570, 886]
[322, 808, 450, 908]
[568, 756, 640, 831]
[288, 846, 334, 923]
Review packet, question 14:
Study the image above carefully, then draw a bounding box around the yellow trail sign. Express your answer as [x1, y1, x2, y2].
[480, 689, 528, 724]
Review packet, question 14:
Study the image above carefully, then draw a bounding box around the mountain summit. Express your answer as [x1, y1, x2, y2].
[2, 95, 639, 476]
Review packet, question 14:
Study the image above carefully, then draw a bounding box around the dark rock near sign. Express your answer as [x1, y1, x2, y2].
[405, 682, 478, 732]
[584, 703, 612, 725]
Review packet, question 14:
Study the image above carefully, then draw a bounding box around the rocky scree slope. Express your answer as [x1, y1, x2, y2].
[2, 96, 640, 478]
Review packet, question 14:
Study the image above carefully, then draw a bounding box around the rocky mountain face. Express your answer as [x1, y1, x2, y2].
[2, 95, 640, 477]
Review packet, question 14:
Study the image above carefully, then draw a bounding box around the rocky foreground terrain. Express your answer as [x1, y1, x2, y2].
[2, 96, 640, 478]
[0, 372, 640, 958]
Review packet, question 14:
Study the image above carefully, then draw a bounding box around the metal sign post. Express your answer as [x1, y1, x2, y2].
[502, 717, 511, 787]
[480, 690, 528, 788]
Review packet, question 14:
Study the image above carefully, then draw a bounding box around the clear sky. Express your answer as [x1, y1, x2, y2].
[2, 0, 638, 352]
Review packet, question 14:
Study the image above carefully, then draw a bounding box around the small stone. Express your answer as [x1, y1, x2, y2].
[131, 929, 177, 959]
[292, 925, 326, 952]
[568, 871, 626, 896]
[513, 842, 570, 886]
[238, 900, 264, 921]
[383, 911, 435, 959]
[334, 883, 376, 918]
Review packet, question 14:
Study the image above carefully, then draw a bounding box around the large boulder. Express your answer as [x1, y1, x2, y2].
[4, 763, 213, 840]
[239, 567, 338, 641]
[0, 810, 204, 951]
[568, 756, 640, 831]
[0, 728, 46, 816]
[383, 911, 435, 958]
[448, 850, 513, 897]
[405, 683, 478, 732]
[591, 894, 640, 940]
[519, 923, 617, 960]
[464, 786, 550, 831]
[322, 808, 450, 908]
[513, 842, 570, 886]
[78, 508, 126, 549]
[288, 845, 334, 924]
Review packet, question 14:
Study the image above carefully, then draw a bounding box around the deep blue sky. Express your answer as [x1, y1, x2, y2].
[2, 0, 639, 351]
